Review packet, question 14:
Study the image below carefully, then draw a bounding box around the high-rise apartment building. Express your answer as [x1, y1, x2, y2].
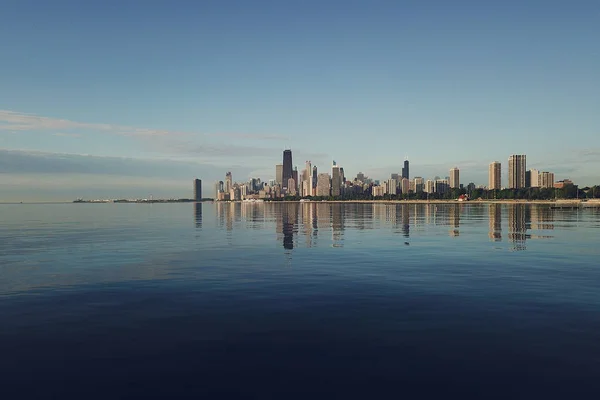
[317, 173, 331, 197]
[539, 171, 555, 188]
[331, 163, 342, 197]
[489, 162, 501, 190]
[449, 167, 460, 189]
[508, 155, 526, 189]
[425, 179, 435, 193]
[402, 159, 409, 179]
[275, 164, 283, 186]
[282, 150, 293, 190]
[384, 179, 397, 195]
[194, 179, 202, 201]
[527, 169, 540, 188]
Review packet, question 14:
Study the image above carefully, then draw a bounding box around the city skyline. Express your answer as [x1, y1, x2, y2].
[209, 148, 583, 201]
[1, 1, 600, 201]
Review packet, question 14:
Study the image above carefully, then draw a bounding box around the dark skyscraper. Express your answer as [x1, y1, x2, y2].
[402, 159, 409, 179]
[193, 179, 202, 201]
[292, 167, 298, 192]
[282, 149, 293, 190]
[312, 166, 318, 188]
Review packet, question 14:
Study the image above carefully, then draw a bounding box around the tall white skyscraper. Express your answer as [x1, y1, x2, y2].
[489, 162, 501, 190]
[508, 155, 526, 189]
[449, 167, 460, 189]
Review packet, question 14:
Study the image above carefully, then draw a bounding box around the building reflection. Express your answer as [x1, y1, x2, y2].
[488, 204, 502, 241]
[194, 203, 202, 229]
[508, 204, 530, 251]
[277, 203, 298, 250]
[208, 202, 556, 253]
[401, 205, 410, 238]
[331, 203, 344, 247]
[449, 204, 460, 237]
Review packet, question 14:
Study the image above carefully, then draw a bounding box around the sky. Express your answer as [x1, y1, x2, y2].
[1, 0, 599, 201]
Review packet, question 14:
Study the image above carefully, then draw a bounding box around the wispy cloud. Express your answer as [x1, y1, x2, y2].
[0, 109, 288, 141]
[53, 132, 82, 138]
[0, 109, 179, 137]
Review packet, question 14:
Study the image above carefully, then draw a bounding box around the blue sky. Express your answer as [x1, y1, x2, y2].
[1, 0, 599, 201]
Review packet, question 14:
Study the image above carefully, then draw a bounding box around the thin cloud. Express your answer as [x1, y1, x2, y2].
[0, 109, 290, 141]
[53, 132, 82, 138]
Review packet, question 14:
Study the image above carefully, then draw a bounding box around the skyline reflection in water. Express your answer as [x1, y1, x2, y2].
[213, 202, 558, 251]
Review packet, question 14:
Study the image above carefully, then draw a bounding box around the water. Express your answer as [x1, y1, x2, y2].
[1, 202, 600, 398]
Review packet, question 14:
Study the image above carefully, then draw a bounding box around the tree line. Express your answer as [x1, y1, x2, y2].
[274, 184, 600, 201]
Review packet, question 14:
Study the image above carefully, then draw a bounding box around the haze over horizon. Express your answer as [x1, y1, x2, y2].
[1, 0, 599, 201]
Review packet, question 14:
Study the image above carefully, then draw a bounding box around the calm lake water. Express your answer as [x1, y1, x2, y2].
[1, 202, 600, 398]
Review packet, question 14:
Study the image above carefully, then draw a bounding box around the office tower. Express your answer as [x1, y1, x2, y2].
[508, 155, 526, 189]
[435, 179, 449, 194]
[414, 177, 424, 193]
[356, 172, 365, 182]
[425, 179, 435, 193]
[312, 166, 318, 189]
[225, 172, 233, 193]
[282, 150, 293, 190]
[449, 167, 460, 189]
[287, 178, 297, 196]
[489, 162, 501, 190]
[275, 164, 283, 185]
[391, 173, 399, 181]
[292, 167, 298, 193]
[539, 171, 555, 188]
[317, 173, 331, 197]
[193, 179, 202, 201]
[402, 159, 409, 179]
[331, 163, 342, 197]
[304, 160, 312, 196]
[215, 181, 224, 198]
[401, 178, 410, 194]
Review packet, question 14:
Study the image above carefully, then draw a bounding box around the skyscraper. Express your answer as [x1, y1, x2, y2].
[275, 164, 283, 186]
[312, 166, 318, 189]
[508, 155, 526, 189]
[539, 171, 555, 188]
[282, 150, 293, 190]
[489, 162, 501, 190]
[304, 160, 312, 196]
[401, 178, 410, 194]
[317, 173, 331, 197]
[331, 163, 342, 197]
[414, 177, 424, 193]
[225, 172, 232, 193]
[402, 159, 409, 180]
[194, 179, 202, 201]
[528, 169, 540, 188]
[449, 167, 460, 189]
[292, 167, 298, 193]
